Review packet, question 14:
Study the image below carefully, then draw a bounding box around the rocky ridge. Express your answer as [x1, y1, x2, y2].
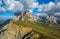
[0, 21, 40, 39]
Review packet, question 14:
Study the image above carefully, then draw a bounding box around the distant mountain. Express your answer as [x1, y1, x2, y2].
[0, 19, 11, 29]
[0, 20, 5, 25]
[39, 16, 47, 22]
[14, 12, 21, 16]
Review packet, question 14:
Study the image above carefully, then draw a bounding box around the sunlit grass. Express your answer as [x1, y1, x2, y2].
[13, 20, 60, 39]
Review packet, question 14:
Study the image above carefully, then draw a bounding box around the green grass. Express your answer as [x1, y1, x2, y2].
[13, 20, 60, 39]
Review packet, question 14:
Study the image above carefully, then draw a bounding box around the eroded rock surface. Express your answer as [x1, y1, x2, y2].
[0, 21, 40, 39]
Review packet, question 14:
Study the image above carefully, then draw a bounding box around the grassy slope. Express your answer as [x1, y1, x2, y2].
[13, 21, 60, 39]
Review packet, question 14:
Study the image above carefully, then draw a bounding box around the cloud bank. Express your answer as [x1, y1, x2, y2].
[0, 0, 60, 14]
[38, 0, 60, 14]
[2, 0, 38, 12]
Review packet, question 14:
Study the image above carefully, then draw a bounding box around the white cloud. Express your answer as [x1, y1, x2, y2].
[38, 2, 55, 12]
[57, 2, 60, 8]
[0, 0, 2, 6]
[31, 2, 38, 9]
[38, 0, 60, 14]
[47, 2, 55, 10]
[7, 3, 15, 10]
[38, 3, 59, 13]
[0, 0, 38, 12]
[0, 7, 6, 12]
[2, 0, 60, 14]
[12, 1, 24, 12]
[0, 0, 6, 12]
[1, 0, 38, 13]
[45, 2, 60, 13]
[38, 4, 43, 11]
[4, 0, 15, 6]
[20, 0, 38, 10]
[3, 0, 24, 12]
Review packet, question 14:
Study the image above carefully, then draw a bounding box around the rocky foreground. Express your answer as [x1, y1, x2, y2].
[0, 21, 40, 39]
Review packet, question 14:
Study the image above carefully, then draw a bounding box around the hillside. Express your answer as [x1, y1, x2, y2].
[0, 21, 40, 39]
[13, 20, 60, 39]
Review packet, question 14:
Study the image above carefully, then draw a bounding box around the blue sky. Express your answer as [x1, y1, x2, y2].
[38, 0, 55, 4]
[0, 11, 14, 20]
[0, 0, 60, 20]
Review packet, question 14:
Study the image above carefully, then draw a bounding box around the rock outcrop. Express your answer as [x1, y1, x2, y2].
[20, 9, 33, 22]
[0, 21, 40, 39]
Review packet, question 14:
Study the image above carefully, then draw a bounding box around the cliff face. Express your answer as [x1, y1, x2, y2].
[0, 21, 40, 39]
